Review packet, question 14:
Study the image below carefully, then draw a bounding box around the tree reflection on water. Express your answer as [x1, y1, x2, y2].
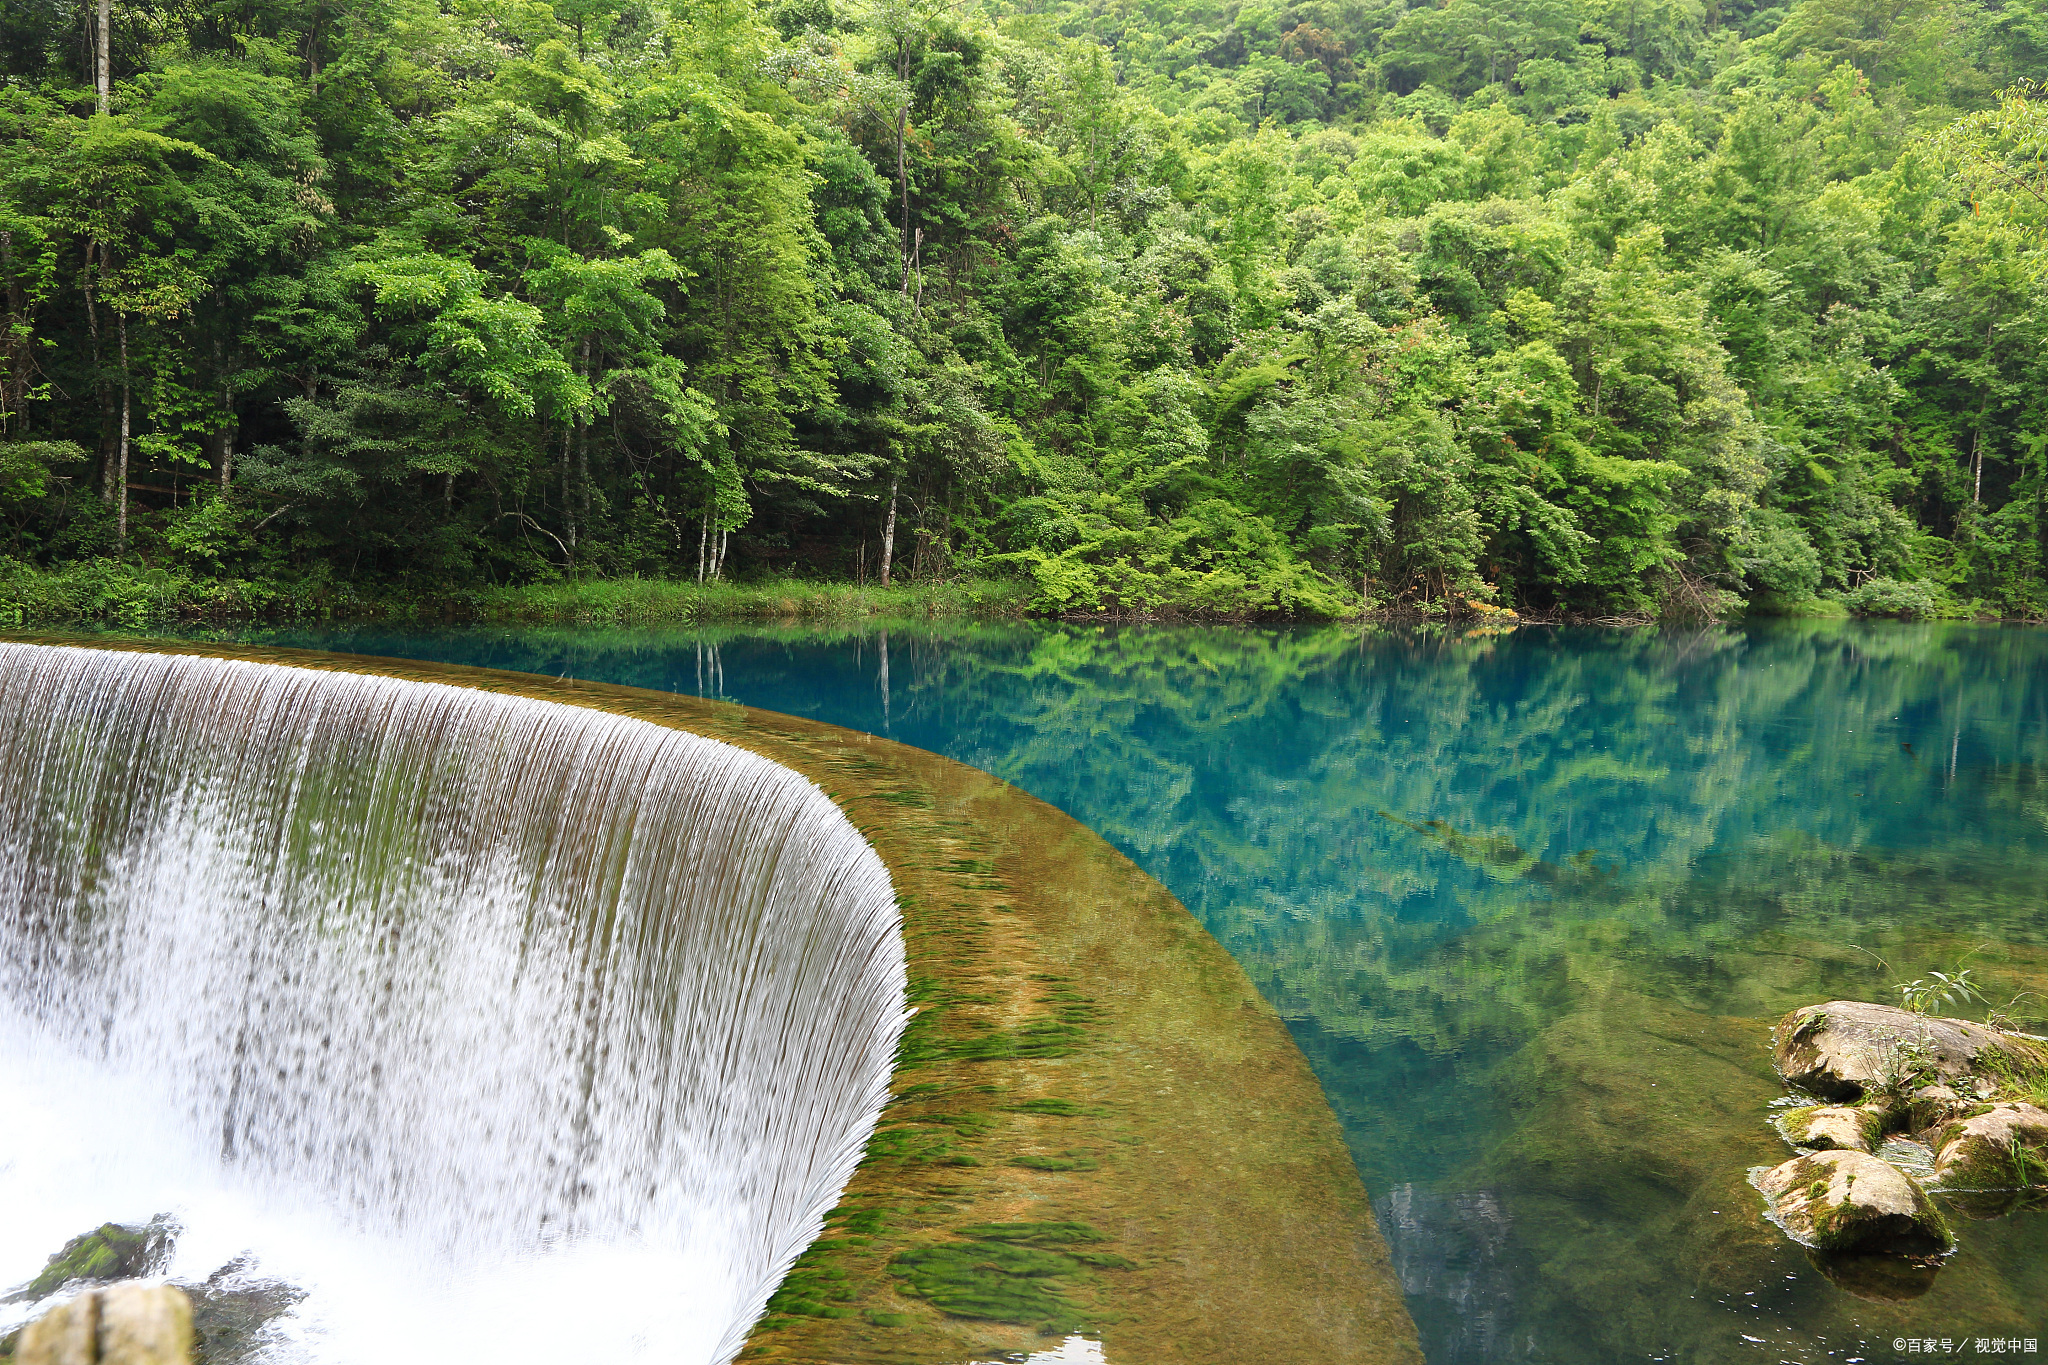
[212, 617, 2048, 1364]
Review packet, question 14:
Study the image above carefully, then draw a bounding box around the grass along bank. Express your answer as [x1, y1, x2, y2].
[0, 557, 2017, 631]
[0, 559, 1031, 629]
[473, 575, 1031, 625]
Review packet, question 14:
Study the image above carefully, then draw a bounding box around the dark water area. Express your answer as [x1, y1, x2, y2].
[170, 618, 2048, 1363]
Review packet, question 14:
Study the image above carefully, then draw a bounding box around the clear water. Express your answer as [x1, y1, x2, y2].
[162, 618, 2048, 1362]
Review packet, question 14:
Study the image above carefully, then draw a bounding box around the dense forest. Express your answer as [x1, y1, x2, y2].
[0, 0, 2043, 619]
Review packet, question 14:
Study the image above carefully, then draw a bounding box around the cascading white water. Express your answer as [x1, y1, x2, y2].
[0, 643, 909, 1364]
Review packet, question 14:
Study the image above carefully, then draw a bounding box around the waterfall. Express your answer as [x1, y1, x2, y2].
[0, 643, 909, 1364]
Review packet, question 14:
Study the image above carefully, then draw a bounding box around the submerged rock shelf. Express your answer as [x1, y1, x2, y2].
[2, 633, 1419, 1365]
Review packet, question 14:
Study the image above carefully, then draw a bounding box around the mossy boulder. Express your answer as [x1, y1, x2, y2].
[10, 1220, 177, 1303]
[1754, 1150, 1952, 1255]
[1929, 1102, 2048, 1189]
[1775, 1104, 1886, 1152]
[1772, 1002, 2048, 1103]
[1904, 1084, 1976, 1135]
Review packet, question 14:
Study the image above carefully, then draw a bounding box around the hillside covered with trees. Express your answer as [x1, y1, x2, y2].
[0, 0, 2043, 619]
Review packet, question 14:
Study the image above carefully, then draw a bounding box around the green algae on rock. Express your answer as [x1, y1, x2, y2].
[1753, 1150, 1953, 1255]
[1772, 1001, 2048, 1104]
[8, 1221, 177, 1303]
[1930, 1103, 2048, 1190]
[1752, 993, 2048, 1300]
[1775, 1105, 1887, 1153]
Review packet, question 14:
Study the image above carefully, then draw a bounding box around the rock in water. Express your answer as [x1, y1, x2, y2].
[1772, 1001, 2048, 1103]
[14, 1284, 194, 1365]
[1905, 1084, 1975, 1134]
[1931, 1102, 2048, 1187]
[14, 1294, 96, 1365]
[182, 1257, 305, 1365]
[95, 1285, 192, 1365]
[1754, 1150, 1952, 1255]
[1775, 1104, 1885, 1152]
[12, 1221, 179, 1302]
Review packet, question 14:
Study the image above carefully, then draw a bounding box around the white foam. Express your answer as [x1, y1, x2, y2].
[0, 645, 910, 1364]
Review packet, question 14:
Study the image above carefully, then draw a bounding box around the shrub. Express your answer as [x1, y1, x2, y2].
[1843, 577, 1949, 620]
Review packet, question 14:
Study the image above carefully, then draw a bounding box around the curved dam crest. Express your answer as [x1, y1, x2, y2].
[0, 641, 909, 1364]
[0, 635, 1421, 1365]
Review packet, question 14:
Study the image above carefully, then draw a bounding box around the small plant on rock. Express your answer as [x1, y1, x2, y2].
[1854, 943, 1995, 1020]
[1983, 991, 2040, 1037]
[1997, 1136, 2048, 1193]
[1868, 1035, 1940, 1108]
[1897, 967, 1984, 1016]
[1977, 1045, 2048, 1109]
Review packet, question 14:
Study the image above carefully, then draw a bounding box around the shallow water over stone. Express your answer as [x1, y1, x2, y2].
[131, 618, 2048, 1362]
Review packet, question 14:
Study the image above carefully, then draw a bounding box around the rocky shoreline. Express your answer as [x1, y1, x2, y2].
[1751, 999, 2048, 1300]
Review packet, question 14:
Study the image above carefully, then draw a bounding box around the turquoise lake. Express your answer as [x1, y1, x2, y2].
[187, 618, 2048, 1363]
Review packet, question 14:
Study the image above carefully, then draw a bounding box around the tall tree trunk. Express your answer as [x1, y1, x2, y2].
[83, 246, 111, 504]
[577, 336, 592, 528]
[897, 104, 911, 296]
[116, 311, 130, 553]
[560, 422, 576, 559]
[910, 228, 924, 321]
[0, 230, 20, 434]
[305, 0, 325, 93]
[896, 36, 911, 297]
[213, 328, 235, 492]
[1971, 314, 1994, 509]
[96, 0, 111, 113]
[879, 472, 901, 587]
[697, 507, 709, 582]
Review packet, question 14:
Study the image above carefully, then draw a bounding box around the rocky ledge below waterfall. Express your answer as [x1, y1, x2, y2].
[1748, 999, 2048, 1301]
[1, 1219, 302, 1365]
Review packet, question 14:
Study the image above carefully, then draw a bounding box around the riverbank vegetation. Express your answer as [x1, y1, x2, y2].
[0, 558, 1026, 626]
[0, 0, 2044, 622]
